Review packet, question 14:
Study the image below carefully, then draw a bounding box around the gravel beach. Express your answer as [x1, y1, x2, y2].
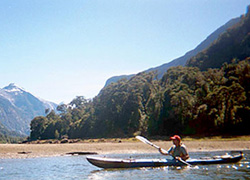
[1, 139, 249, 159]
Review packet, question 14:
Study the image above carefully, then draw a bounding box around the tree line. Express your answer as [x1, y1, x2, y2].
[29, 58, 250, 140]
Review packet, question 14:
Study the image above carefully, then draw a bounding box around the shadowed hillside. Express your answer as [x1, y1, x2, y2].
[187, 6, 250, 70]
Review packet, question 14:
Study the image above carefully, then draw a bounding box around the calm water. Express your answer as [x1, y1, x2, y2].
[1, 151, 250, 180]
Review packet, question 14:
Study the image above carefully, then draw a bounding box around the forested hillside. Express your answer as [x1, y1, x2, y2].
[187, 6, 250, 70]
[30, 58, 250, 140]
[105, 16, 240, 86]
[29, 6, 250, 140]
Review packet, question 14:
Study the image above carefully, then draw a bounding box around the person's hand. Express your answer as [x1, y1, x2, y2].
[158, 148, 162, 153]
[175, 156, 181, 161]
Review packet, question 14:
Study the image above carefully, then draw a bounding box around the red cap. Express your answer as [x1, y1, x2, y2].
[170, 135, 181, 141]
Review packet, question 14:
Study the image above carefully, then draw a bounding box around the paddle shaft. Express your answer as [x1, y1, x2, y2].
[136, 136, 192, 166]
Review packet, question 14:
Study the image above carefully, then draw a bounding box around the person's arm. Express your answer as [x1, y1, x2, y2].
[159, 146, 172, 156]
[179, 145, 189, 160]
[179, 153, 189, 161]
[159, 148, 169, 155]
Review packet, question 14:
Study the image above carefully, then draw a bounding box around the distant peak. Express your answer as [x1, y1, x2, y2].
[8, 83, 18, 87]
[3, 83, 25, 92]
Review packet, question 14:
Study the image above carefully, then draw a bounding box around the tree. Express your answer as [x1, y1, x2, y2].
[30, 116, 48, 140]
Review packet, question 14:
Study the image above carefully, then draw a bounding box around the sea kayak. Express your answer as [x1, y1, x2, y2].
[86, 152, 243, 169]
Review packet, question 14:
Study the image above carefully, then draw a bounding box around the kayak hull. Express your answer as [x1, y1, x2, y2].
[86, 153, 243, 169]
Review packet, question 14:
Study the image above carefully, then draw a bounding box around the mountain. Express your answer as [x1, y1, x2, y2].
[29, 6, 250, 140]
[104, 15, 241, 86]
[187, 6, 250, 70]
[0, 83, 57, 135]
[0, 121, 24, 138]
[104, 74, 134, 87]
[145, 17, 241, 77]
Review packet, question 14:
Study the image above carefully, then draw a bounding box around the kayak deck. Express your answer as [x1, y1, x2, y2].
[86, 152, 243, 169]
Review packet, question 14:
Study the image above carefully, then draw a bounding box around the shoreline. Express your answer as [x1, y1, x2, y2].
[1, 139, 249, 159]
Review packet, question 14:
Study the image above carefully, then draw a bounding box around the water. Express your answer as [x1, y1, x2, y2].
[1, 151, 250, 180]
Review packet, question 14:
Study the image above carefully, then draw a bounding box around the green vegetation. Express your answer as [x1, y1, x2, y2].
[187, 6, 250, 71]
[29, 58, 250, 140]
[29, 7, 250, 141]
[0, 122, 26, 143]
[0, 134, 25, 143]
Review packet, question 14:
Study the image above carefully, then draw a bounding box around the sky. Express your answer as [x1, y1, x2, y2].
[0, 0, 249, 104]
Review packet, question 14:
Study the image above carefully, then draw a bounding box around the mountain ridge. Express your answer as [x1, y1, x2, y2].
[0, 83, 57, 136]
[104, 16, 241, 86]
[187, 6, 250, 70]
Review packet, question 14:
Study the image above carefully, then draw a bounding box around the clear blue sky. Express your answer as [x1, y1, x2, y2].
[0, 0, 249, 104]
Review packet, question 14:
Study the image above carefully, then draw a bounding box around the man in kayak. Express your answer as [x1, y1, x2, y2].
[159, 135, 189, 161]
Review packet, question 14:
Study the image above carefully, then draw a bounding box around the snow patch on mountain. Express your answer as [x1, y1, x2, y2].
[0, 83, 58, 136]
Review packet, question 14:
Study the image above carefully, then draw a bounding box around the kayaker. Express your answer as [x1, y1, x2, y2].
[159, 135, 189, 161]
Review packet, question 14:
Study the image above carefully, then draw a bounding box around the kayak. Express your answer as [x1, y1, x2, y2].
[86, 152, 243, 169]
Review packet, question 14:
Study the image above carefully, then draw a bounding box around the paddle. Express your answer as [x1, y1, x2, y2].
[136, 135, 192, 166]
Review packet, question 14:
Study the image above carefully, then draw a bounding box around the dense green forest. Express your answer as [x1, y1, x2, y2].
[29, 58, 250, 140]
[29, 7, 250, 140]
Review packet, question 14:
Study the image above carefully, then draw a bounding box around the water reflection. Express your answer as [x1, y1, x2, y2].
[88, 162, 250, 180]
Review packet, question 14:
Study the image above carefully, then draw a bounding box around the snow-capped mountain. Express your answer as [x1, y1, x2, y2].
[0, 83, 58, 136]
